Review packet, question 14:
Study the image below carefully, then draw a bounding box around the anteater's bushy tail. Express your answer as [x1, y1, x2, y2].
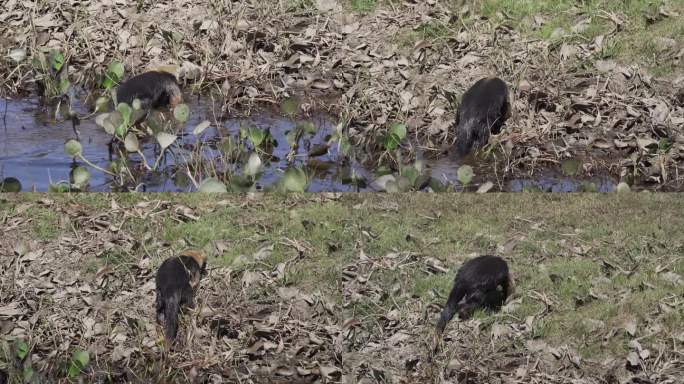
[163, 293, 181, 344]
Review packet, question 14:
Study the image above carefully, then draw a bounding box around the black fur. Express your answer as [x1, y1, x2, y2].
[155, 255, 206, 344]
[454, 77, 510, 156]
[436, 255, 512, 333]
[116, 71, 182, 109]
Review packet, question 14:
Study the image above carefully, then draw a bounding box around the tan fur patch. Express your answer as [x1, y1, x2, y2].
[181, 250, 205, 267]
[169, 93, 182, 108]
[507, 274, 516, 297]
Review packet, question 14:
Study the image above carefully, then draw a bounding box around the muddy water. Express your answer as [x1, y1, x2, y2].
[0, 97, 616, 192]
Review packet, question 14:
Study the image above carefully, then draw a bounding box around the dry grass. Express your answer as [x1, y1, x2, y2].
[1, 193, 683, 382]
[0, 0, 683, 190]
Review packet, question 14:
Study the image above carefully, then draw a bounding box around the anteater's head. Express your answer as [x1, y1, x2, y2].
[156, 71, 182, 108]
[180, 250, 207, 287]
[455, 116, 488, 156]
[165, 83, 182, 108]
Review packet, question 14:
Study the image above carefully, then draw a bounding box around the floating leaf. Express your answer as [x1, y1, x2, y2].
[115, 123, 126, 138]
[244, 152, 263, 177]
[281, 98, 300, 117]
[372, 174, 395, 192]
[616, 182, 631, 193]
[429, 178, 447, 192]
[67, 349, 89, 378]
[124, 133, 139, 152]
[308, 144, 329, 157]
[280, 168, 308, 192]
[107, 61, 124, 81]
[248, 127, 267, 148]
[15, 339, 29, 360]
[457, 165, 474, 186]
[198, 178, 227, 193]
[132, 98, 142, 110]
[70, 166, 90, 188]
[49, 50, 64, 72]
[103, 61, 124, 89]
[95, 97, 109, 113]
[156, 132, 177, 150]
[561, 159, 580, 176]
[477, 181, 494, 193]
[382, 124, 407, 151]
[297, 121, 317, 135]
[227, 175, 255, 192]
[117, 103, 132, 125]
[173, 103, 190, 123]
[104, 111, 123, 136]
[395, 175, 412, 192]
[581, 182, 598, 192]
[383, 134, 401, 151]
[64, 139, 82, 158]
[0, 177, 22, 192]
[48, 182, 70, 193]
[400, 166, 420, 186]
[389, 123, 407, 139]
[193, 120, 211, 136]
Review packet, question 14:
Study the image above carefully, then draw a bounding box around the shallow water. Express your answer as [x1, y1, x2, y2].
[0, 97, 617, 192]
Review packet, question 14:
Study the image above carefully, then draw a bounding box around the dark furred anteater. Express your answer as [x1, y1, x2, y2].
[454, 77, 511, 156]
[436, 255, 513, 333]
[155, 250, 206, 344]
[116, 71, 182, 110]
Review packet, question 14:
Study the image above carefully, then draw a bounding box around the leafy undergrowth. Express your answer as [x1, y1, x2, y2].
[1, 194, 683, 383]
[1, 1, 683, 190]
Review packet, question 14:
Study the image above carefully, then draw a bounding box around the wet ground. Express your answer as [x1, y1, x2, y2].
[0, 97, 618, 192]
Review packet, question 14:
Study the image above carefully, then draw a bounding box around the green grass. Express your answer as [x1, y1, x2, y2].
[14, 193, 684, 363]
[477, 0, 684, 74]
[349, 0, 378, 13]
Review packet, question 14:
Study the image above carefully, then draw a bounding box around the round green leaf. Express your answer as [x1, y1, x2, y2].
[71, 166, 91, 188]
[117, 103, 132, 125]
[280, 168, 308, 192]
[372, 174, 395, 192]
[297, 121, 316, 135]
[248, 127, 267, 148]
[156, 132, 177, 150]
[95, 97, 109, 113]
[124, 133, 140, 152]
[389, 123, 407, 140]
[67, 349, 89, 378]
[198, 178, 228, 193]
[49, 50, 65, 72]
[15, 339, 29, 360]
[193, 120, 211, 136]
[457, 165, 474, 186]
[132, 98, 142, 110]
[173, 103, 190, 123]
[383, 133, 401, 151]
[616, 182, 631, 193]
[0, 177, 22, 192]
[561, 159, 580, 177]
[106, 61, 125, 84]
[280, 98, 300, 117]
[244, 152, 263, 177]
[64, 139, 82, 158]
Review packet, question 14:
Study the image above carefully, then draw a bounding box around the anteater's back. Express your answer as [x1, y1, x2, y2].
[455, 77, 510, 155]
